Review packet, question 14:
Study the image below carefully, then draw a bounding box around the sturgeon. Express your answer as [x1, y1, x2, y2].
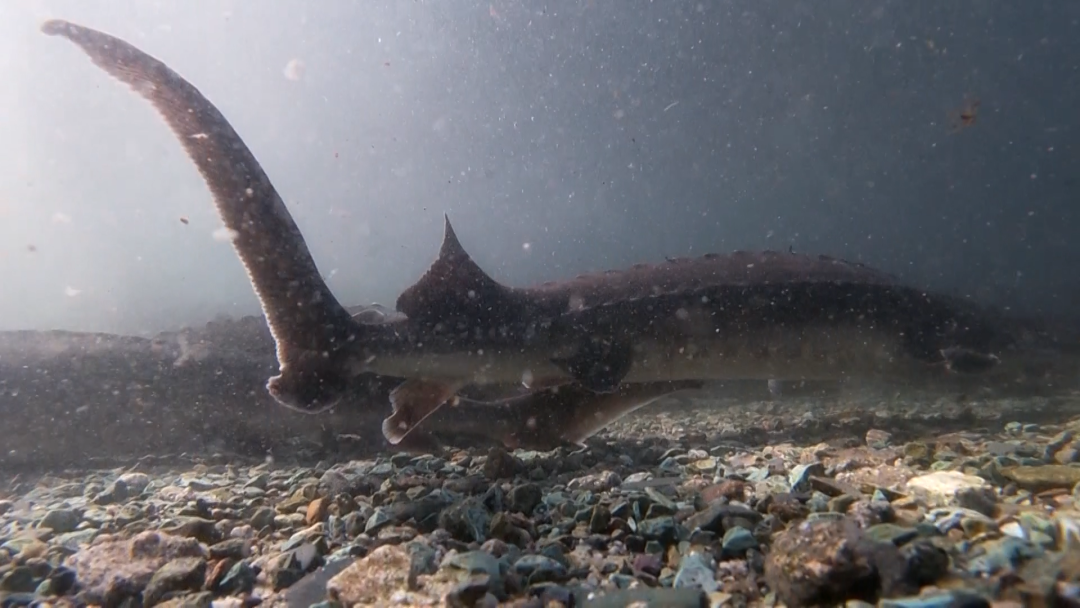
[42, 20, 1012, 448]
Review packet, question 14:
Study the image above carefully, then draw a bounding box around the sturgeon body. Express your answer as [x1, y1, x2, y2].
[42, 20, 1012, 448]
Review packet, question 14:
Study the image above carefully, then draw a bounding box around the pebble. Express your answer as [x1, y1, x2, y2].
[906, 471, 998, 516]
[1002, 464, 1080, 492]
[37, 508, 80, 534]
[0, 394, 1078, 606]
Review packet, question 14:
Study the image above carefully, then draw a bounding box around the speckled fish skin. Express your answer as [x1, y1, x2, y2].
[41, 19, 1014, 447]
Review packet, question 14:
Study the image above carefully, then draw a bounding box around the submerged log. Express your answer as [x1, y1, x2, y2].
[0, 315, 396, 470]
[1, 309, 1077, 470]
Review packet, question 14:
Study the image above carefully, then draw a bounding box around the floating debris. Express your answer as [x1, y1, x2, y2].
[283, 58, 305, 81]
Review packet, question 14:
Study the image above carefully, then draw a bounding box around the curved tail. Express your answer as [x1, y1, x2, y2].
[42, 19, 362, 412]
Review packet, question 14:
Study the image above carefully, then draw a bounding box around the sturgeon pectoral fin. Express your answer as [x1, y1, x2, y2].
[382, 379, 467, 444]
[41, 20, 359, 413]
[551, 338, 634, 393]
[443, 380, 703, 450]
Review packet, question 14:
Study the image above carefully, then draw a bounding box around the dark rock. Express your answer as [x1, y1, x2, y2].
[93, 479, 129, 505]
[38, 509, 80, 534]
[764, 517, 915, 607]
[143, 557, 207, 607]
[528, 582, 574, 606]
[162, 517, 220, 545]
[809, 476, 862, 498]
[964, 536, 1042, 576]
[386, 495, 451, 532]
[280, 558, 352, 608]
[1015, 550, 1080, 606]
[0, 567, 36, 593]
[482, 485, 505, 513]
[0, 593, 36, 607]
[720, 527, 758, 557]
[439, 498, 492, 543]
[270, 544, 323, 591]
[405, 541, 439, 577]
[507, 483, 543, 515]
[536, 542, 569, 569]
[156, 590, 214, 608]
[216, 561, 258, 595]
[767, 493, 809, 523]
[637, 517, 681, 545]
[683, 502, 761, 534]
[512, 554, 568, 584]
[445, 574, 494, 608]
[484, 447, 520, 480]
[441, 551, 506, 601]
[21, 557, 51, 581]
[45, 565, 77, 596]
[489, 512, 531, 547]
[900, 540, 951, 587]
[207, 539, 249, 561]
[249, 506, 276, 530]
[589, 505, 612, 534]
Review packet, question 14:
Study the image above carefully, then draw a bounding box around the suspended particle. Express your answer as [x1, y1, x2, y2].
[283, 58, 305, 81]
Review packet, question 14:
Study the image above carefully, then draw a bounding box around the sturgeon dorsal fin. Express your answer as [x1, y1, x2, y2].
[396, 215, 518, 323]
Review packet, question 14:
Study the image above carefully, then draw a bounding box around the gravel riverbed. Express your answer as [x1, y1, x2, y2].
[2, 392, 1080, 607]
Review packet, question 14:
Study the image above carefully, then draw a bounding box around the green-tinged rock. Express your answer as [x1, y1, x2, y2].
[0, 566, 37, 593]
[1001, 465, 1080, 492]
[37, 509, 80, 534]
[143, 557, 208, 607]
[582, 587, 707, 607]
[720, 527, 758, 557]
[964, 536, 1042, 576]
[879, 591, 990, 608]
[511, 554, 567, 584]
[865, 524, 919, 546]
